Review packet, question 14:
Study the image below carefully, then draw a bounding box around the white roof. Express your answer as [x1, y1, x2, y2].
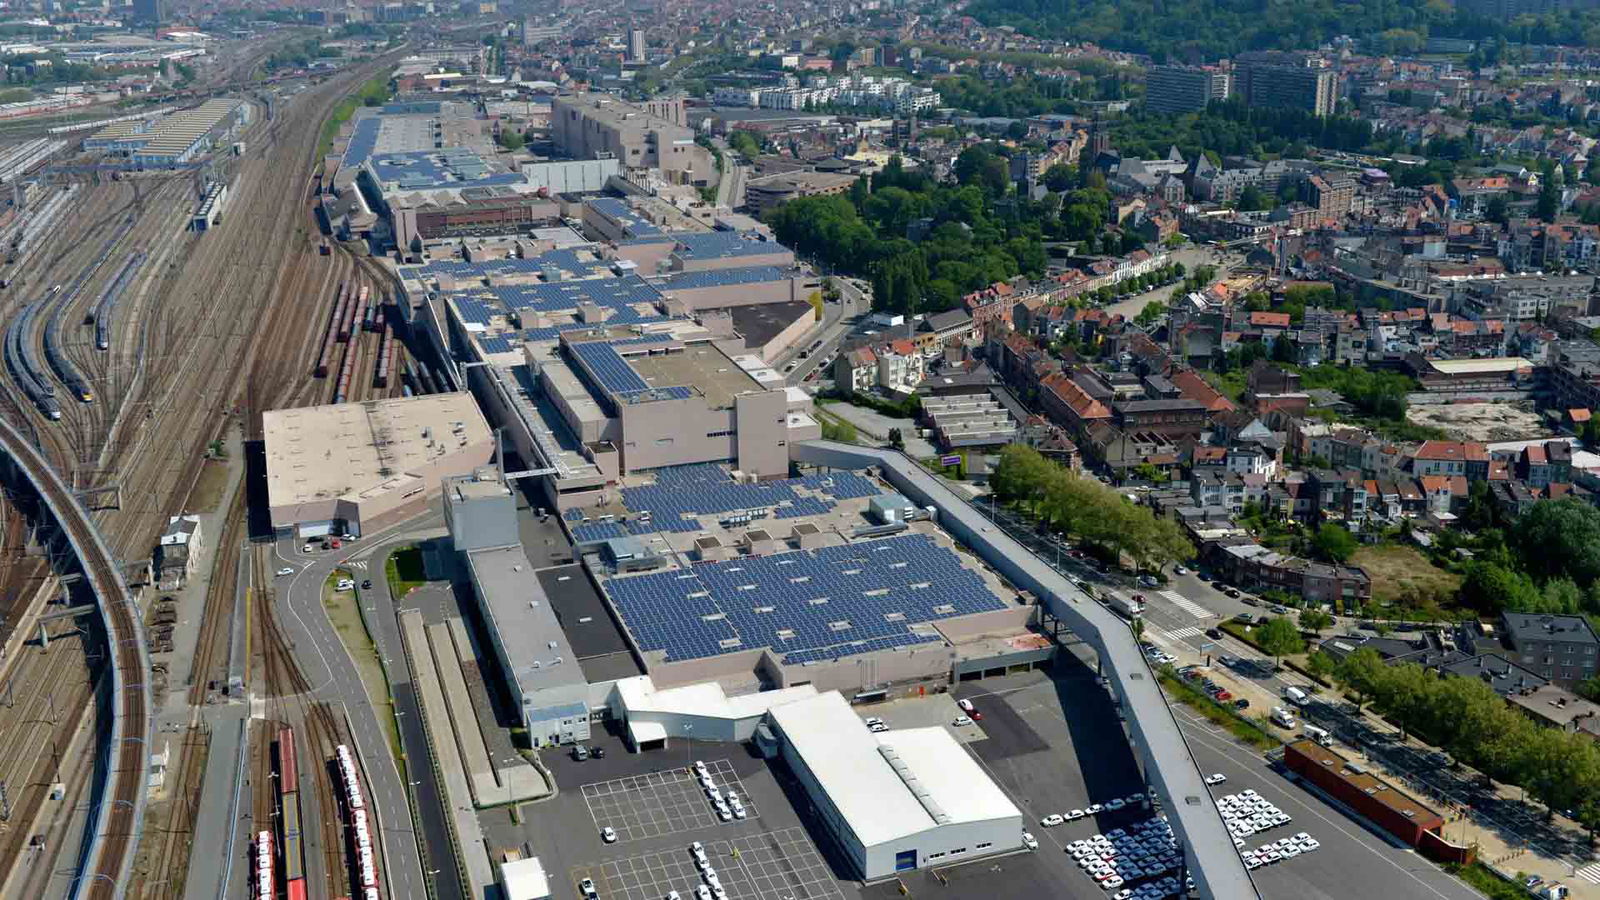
[499, 857, 550, 900]
[613, 675, 816, 721]
[875, 727, 1022, 826]
[768, 692, 1019, 847]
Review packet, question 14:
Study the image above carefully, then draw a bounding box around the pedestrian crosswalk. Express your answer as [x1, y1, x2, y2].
[348, 560, 369, 571]
[1152, 625, 1204, 642]
[1575, 863, 1600, 884]
[1162, 590, 1214, 619]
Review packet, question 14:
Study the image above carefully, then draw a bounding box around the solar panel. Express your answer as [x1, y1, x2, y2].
[603, 533, 1005, 663]
[477, 334, 515, 354]
[572, 522, 629, 542]
[570, 341, 650, 394]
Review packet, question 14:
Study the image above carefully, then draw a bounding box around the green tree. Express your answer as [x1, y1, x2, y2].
[1299, 608, 1333, 633]
[1333, 647, 1387, 711]
[1311, 523, 1357, 564]
[1305, 649, 1338, 682]
[727, 129, 762, 159]
[1255, 616, 1305, 670]
[1486, 194, 1510, 224]
[1579, 675, 1600, 704]
[496, 128, 525, 151]
[1512, 499, 1600, 588]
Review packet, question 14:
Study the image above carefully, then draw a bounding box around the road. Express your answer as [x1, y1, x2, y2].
[780, 276, 871, 387]
[270, 512, 452, 900]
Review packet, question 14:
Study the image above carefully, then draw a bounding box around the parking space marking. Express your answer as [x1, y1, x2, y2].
[1160, 590, 1213, 619]
[580, 759, 761, 842]
[571, 827, 841, 900]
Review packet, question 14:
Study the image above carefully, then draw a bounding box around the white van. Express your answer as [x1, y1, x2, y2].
[1302, 724, 1333, 747]
[1283, 685, 1309, 706]
[1270, 706, 1298, 729]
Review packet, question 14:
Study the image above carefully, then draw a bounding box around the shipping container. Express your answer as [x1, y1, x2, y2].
[282, 802, 304, 883]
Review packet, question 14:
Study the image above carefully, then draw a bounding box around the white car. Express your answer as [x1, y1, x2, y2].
[667, 892, 681, 900]
[693, 760, 708, 776]
[696, 887, 712, 900]
[1204, 773, 1227, 785]
[336, 580, 355, 592]
[869, 722, 888, 733]
[1040, 813, 1066, 827]
[580, 879, 599, 899]
[952, 715, 974, 727]
[276, 567, 294, 577]
[1173, 566, 1188, 575]
[600, 826, 617, 843]
[1087, 803, 1105, 815]
[691, 841, 708, 865]
[302, 543, 315, 553]
[957, 698, 975, 713]
[1022, 831, 1038, 850]
[1065, 809, 1086, 820]
[706, 786, 723, 802]
[864, 717, 884, 727]
[715, 800, 732, 821]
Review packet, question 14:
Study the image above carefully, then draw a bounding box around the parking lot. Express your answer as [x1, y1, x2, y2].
[573, 828, 844, 900]
[582, 759, 761, 842]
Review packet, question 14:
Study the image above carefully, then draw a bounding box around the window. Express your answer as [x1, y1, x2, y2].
[949, 847, 967, 855]
[976, 842, 993, 850]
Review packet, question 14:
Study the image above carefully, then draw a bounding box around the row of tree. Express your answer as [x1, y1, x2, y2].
[989, 445, 1194, 571]
[1324, 647, 1600, 832]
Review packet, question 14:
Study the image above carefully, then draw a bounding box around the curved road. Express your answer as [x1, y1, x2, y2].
[271, 512, 451, 900]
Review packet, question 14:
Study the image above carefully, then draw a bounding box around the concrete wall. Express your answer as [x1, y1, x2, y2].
[772, 641, 954, 695]
[671, 248, 796, 273]
[752, 304, 813, 363]
[665, 276, 801, 312]
[619, 396, 737, 472]
[735, 390, 791, 478]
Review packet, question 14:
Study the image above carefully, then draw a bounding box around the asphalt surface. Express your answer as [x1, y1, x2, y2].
[270, 512, 448, 900]
[782, 276, 870, 387]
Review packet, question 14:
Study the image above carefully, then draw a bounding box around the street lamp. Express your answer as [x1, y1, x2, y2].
[683, 723, 693, 772]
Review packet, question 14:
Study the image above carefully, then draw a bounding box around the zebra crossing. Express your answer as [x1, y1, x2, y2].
[1151, 625, 1204, 642]
[1574, 862, 1600, 884]
[347, 559, 370, 571]
[1162, 590, 1214, 619]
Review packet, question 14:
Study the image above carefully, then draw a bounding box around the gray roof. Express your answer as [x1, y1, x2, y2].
[466, 546, 590, 695]
[1503, 612, 1600, 647]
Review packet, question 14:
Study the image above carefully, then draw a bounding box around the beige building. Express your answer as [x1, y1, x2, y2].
[264, 393, 494, 538]
[155, 514, 203, 590]
[744, 170, 858, 217]
[551, 94, 715, 186]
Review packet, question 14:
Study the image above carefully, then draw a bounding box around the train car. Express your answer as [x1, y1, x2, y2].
[277, 726, 298, 796]
[254, 830, 274, 900]
[286, 879, 308, 900]
[282, 799, 304, 883]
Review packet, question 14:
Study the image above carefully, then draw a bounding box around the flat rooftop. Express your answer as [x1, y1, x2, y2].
[1287, 739, 1443, 827]
[466, 546, 589, 694]
[537, 564, 644, 683]
[263, 393, 491, 510]
[626, 344, 763, 408]
[729, 300, 812, 348]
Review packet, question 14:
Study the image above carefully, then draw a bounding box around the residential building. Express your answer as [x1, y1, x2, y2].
[1145, 65, 1233, 115]
[1234, 51, 1336, 116]
[1501, 612, 1600, 689]
[155, 514, 202, 590]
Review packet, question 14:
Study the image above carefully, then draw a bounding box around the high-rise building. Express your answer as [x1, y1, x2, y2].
[131, 0, 163, 25]
[1144, 65, 1232, 115]
[628, 28, 646, 64]
[1234, 51, 1336, 116]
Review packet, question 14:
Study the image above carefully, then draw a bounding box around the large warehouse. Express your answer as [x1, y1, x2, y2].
[769, 691, 1024, 879]
[264, 392, 493, 538]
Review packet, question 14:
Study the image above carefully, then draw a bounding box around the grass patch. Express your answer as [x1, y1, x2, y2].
[318, 71, 393, 156]
[1352, 544, 1462, 606]
[1157, 667, 1281, 751]
[1442, 862, 1532, 900]
[322, 572, 401, 759]
[187, 458, 234, 514]
[385, 546, 428, 598]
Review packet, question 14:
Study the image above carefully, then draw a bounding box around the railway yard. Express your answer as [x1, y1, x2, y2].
[0, 41, 424, 900]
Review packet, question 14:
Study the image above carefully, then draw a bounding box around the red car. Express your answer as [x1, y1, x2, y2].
[970, 710, 984, 721]
[1213, 690, 1232, 702]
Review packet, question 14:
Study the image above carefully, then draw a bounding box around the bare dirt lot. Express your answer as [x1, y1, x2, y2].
[1406, 401, 1548, 442]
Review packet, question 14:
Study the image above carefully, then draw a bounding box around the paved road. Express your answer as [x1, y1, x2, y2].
[180, 705, 249, 900]
[270, 513, 447, 900]
[782, 276, 870, 387]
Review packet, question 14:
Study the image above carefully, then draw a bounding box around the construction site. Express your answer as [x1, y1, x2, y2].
[0, 42, 430, 900]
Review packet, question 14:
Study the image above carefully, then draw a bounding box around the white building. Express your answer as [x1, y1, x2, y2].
[767, 692, 1023, 880]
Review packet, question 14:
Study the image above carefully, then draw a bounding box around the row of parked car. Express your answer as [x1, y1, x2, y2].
[1038, 790, 1150, 827]
[695, 760, 747, 821]
[1176, 665, 1249, 709]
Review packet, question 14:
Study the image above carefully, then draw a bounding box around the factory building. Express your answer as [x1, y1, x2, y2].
[551, 94, 715, 186]
[263, 392, 493, 538]
[86, 99, 249, 166]
[769, 691, 1024, 879]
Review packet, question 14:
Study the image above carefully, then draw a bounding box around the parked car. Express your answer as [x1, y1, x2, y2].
[580, 879, 599, 899]
[1022, 831, 1038, 850]
[600, 826, 617, 843]
[1205, 628, 1223, 640]
[1040, 813, 1066, 827]
[957, 698, 975, 713]
[361, 578, 372, 590]
[276, 567, 294, 577]
[952, 715, 974, 727]
[1204, 773, 1227, 785]
[1173, 565, 1188, 575]
[1225, 588, 1241, 598]
[1233, 698, 1251, 710]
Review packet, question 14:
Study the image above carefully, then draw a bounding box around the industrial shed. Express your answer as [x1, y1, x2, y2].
[766, 691, 1023, 880]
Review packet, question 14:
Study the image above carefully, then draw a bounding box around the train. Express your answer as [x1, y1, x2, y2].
[254, 830, 274, 900]
[314, 282, 348, 378]
[44, 291, 91, 403]
[93, 253, 144, 352]
[276, 726, 306, 899]
[335, 744, 381, 900]
[6, 301, 59, 419]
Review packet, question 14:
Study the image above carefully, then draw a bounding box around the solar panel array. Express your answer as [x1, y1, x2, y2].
[341, 117, 383, 169]
[477, 334, 516, 354]
[572, 521, 629, 542]
[615, 464, 884, 533]
[570, 341, 651, 394]
[605, 533, 1005, 662]
[658, 266, 792, 292]
[672, 231, 783, 260]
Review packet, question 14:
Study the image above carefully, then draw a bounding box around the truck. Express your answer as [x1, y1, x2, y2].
[1107, 592, 1145, 619]
[1302, 724, 1334, 747]
[1283, 685, 1309, 706]
[1270, 706, 1298, 729]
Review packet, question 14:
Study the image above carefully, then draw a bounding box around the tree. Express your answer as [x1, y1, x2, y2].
[1582, 416, 1600, 450]
[1579, 676, 1600, 704]
[1333, 647, 1387, 710]
[727, 130, 762, 159]
[1305, 649, 1338, 682]
[1255, 616, 1305, 669]
[1236, 183, 1269, 211]
[1512, 499, 1600, 588]
[1299, 608, 1333, 633]
[1537, 176, 1561, 222]
[1311, 523, 1357, 564]
[496, 128, 525, 151]
[1485, 194, 1510, 225]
